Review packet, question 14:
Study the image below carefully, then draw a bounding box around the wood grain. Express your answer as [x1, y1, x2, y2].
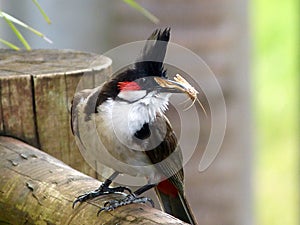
[0, 136, 187, 225]
[0, 49, 111, 177]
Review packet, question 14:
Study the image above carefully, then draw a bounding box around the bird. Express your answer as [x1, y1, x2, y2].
[71, 28, 198, 225]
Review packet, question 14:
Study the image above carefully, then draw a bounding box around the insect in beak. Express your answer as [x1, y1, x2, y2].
[171, 74, 207, 116]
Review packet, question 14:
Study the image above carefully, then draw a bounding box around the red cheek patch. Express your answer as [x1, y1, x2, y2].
[118, 81, 141, 91]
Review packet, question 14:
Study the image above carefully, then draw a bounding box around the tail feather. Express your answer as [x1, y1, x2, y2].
[178, 193, 198, 225]
[155, 181, 198, 225]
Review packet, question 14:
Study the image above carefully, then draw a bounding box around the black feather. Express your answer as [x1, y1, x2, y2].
[135, 27, 170, 78]
[134, 123, 151, 140]
[94, 28, 171, 109]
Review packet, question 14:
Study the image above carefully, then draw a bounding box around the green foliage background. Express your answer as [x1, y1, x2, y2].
[253, 0, 299, 224]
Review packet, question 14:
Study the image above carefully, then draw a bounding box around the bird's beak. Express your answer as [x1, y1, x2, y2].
[153, 77, 188, 93]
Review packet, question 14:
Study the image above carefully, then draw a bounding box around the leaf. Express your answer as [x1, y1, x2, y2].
[0, 12, 31, 50]
[0, 11, 52, 43]
[123, 0, 159, 24]
[0, 38, 20, 50]
[32, 0, 52, 24]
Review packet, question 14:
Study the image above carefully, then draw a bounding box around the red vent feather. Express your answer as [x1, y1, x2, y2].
[157, 179, 179, 198]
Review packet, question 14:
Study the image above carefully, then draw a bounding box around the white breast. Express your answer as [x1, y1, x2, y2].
[74, 91, 170, 181]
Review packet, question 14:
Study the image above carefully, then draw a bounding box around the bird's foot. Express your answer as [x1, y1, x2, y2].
[73, 183, 132, 208]
[97, 194, 154, 215]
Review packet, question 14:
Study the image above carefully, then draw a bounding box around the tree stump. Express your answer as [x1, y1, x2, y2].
[0, 49, 111, 177]
[0, 136, 187, 224]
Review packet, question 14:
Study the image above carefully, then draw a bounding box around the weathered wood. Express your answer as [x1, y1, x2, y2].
[0, 75, 37, 146]
[0, 49, 111, 176]
[0, 136, 187, 225]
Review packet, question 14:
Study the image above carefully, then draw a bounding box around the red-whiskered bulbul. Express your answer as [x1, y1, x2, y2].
[71, 28, 198, 225]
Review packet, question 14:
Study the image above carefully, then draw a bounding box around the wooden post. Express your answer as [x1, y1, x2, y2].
[0, 136, 187, 224]
[0, 49, 111, 177]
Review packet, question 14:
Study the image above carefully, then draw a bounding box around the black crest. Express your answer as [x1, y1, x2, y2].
[94, 28, 171, 108]
[134, 27, 170, 78]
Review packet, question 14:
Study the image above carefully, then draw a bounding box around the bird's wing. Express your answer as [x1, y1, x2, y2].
[144, 115, 198, 224]
[144, 115, 184, 193]
[71, 89, 93, 136]
[71, 85, 103, 137]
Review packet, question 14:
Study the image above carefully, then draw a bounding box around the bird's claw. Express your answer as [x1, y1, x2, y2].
[97, 194, 154, 215]
[73, 194, 90, 208]
[73, 184, 132, 208]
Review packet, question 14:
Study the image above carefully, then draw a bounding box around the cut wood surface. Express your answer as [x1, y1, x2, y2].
[0, 136, 187, 225]
[0, 49, 112, 177]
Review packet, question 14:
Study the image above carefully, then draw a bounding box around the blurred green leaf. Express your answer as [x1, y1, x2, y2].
[253, 0, 299, 224]
[123, 0, 159, 24]
[32, 0, 51, 24]
[0, 12, 52, 43]
[1, 0, 157, 50]
[0, 11, 31, 50]
[0, 1, 51, 50]
[0, 38, 20, 50]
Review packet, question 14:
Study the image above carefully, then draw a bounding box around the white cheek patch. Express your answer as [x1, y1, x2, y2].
[118, 90, 147, 102]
